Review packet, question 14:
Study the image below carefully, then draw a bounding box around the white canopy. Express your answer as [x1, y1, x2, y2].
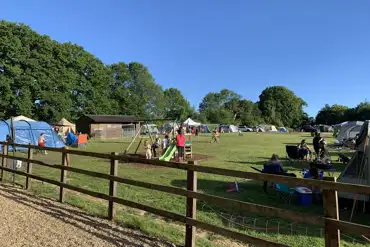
[9, 115, 36, 122]
[183, 118, 201, 127]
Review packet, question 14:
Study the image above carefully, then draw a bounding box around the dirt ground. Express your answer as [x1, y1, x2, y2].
[0, 184, 177, 247]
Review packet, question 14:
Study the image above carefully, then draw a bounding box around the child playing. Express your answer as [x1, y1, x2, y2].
[238, 129, 243, 136]
[144, 140, 152, 159]
[152, 137, 160, 157]
[176, 129, 186, 162]
[162, 135, 169, 154]
[38, 133, 48, 154]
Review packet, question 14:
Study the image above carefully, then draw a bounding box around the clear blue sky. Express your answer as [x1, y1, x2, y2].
[2, 0, 370, 116]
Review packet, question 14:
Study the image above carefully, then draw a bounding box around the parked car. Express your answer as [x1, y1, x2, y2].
[300, 125, 318, 133]
[239, 125, 253, 132]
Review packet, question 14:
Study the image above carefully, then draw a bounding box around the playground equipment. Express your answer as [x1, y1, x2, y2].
[184, 134, 193, 159]
[159, 144, 177, 161]
[124, 119, 178, 156]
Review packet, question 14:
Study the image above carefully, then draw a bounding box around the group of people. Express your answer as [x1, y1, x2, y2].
[297, 132, 327, 161]
[144, 128, 187, 162]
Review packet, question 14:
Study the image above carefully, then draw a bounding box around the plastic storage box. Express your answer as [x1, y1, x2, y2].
[295, 187, 312, 206]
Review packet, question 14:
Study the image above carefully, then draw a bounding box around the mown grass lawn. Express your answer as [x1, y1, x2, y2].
[3, 132, 369, 247]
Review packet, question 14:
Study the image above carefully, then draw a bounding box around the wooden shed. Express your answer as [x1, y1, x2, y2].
[76, 115, 140, 139]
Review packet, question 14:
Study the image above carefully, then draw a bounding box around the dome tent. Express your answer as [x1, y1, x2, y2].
[335, 121, 364, 145]
[338, 120, 370, 201]
[0, 120, 65, 151]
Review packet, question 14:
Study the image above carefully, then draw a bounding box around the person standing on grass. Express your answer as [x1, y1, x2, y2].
[312, 132, 322, 158]
[210, 128, 220, 143]
[38, 133, 48, 155]
[176, 129, 186, 162]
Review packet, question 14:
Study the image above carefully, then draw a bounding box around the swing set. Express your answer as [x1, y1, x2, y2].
[123, 119, 179, 155]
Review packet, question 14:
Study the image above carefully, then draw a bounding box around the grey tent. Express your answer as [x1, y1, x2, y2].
[338, 120, 370, 202]
[200, 124, 211, 133]
[315, 124, 333, 132]
[335, 121, 364, 145]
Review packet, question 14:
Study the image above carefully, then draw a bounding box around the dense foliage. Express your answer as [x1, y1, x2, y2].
[0, 21, 194, 122]
[316, 102, 370, 125]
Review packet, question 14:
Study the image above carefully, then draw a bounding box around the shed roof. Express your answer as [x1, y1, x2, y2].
[83, 115, 139, 123]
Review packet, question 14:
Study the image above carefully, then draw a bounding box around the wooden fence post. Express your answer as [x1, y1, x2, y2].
[185, 161, 198, 247]
[1, 144, 8, 182]
[59, 147, 67, 202]
[323, 177, 340, 247]
[108, 152, 118, 220]
[25, 143, 33, 189]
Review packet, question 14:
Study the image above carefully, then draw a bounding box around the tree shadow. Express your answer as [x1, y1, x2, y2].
[0, 185, 177, 247]
[225, 159, 309, 173]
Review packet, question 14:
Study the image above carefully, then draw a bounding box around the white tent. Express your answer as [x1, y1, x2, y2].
[335, 121, 364, 145]
[229, 125, 238, 132]
[338, 120, 370, 202]
[219, 125, 238, 133]
[270, 125, 278, 132]
[9, 115, 36, 122]
[257, 124, 277, 132]
[183, 118, 201, 127]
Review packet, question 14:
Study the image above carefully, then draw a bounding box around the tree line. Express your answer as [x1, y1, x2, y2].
[2, 20, 365, 128]
[315, 102, 370, 125]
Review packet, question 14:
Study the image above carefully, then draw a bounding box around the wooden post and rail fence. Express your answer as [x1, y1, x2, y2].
[0, 141, 369, 247]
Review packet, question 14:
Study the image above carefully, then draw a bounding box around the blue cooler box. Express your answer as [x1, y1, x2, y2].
[295, 187, 312, 206]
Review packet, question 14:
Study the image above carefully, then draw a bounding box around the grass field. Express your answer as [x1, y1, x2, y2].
[2, 132, 369, 247]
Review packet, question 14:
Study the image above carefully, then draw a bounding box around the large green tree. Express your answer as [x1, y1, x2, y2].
[127, 62, 164, 118]
[0, 20, 168, 122]
[199, 89, 241, 124]
[258, 86, 307, 127]
[315, 104, 349, 125]
[163, 88, 192, 120]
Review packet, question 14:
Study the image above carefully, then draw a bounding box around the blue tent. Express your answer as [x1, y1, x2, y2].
[279, 127, 288, 133]
[66, 132, 78, 146]
[0, 120, 65, 151]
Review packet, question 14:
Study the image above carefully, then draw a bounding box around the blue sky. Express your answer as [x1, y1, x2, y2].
[2, 0, 370, 116]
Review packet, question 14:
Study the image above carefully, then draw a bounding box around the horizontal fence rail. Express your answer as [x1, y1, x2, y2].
[0, 142, 370, 247]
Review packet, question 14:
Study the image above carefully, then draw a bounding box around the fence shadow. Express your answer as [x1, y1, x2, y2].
[0, 185, 178, 247]
[171, 178, 368, 244]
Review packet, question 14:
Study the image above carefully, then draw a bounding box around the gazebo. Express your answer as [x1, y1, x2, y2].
[54, 118, 76, 134]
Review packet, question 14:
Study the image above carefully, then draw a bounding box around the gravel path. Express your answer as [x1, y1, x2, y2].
[0, 185, 177, 247]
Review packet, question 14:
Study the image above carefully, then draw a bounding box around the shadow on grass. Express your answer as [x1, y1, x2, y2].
[0, 185, 178, 247]
[171, 178, 369, 244]
[225, 159, 310, 174]
[171, 178, 327, 240]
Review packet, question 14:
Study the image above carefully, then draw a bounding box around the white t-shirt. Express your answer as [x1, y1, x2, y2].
[162, 138, 169, 149]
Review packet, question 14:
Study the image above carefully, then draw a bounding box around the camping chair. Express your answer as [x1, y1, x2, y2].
[286, 145, 310, 164]
[286, 145, 300, 160]
[275, 184, 295, 204]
